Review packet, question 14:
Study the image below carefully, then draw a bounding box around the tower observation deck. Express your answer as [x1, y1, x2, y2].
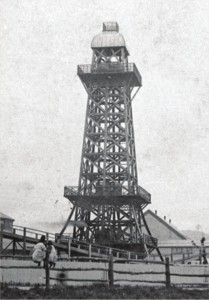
[62, 22, 163, 260]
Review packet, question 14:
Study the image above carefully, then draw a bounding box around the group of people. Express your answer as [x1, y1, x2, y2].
[32, 235, 58, 268]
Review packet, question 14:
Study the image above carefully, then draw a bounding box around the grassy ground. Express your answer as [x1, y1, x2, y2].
[1, 283, 209, 299]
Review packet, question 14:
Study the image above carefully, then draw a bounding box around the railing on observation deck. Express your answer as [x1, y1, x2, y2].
[77, 62, 142, 83]
[64, 185, 151, 203]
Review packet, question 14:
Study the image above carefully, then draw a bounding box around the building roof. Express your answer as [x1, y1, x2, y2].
[144, 209, 187, 240]
[0, 212, 14, 221]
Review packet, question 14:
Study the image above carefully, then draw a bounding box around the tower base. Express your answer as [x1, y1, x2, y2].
[60, 185, 161, 260]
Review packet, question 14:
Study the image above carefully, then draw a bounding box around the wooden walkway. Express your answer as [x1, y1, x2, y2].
[0, 225, 146, 261]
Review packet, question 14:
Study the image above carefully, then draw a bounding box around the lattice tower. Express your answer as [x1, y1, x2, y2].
[62, 23, 162, 259]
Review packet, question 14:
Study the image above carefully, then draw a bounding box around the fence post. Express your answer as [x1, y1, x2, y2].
[165, 257, 170, 288]
[128, 251, 131, 260]
[88, 244, 92, 258]
[68, 236, 71, 258]
[108, 253, 114, 287]
[12, 229, 16, 256]
[23, 227, 26, 255]
[45, 246, 50, 290]
[0, 222, 3, 255]
[182, 253, 185, 264]
[109, 247, 112, 256]
[199, 248, 202, 264]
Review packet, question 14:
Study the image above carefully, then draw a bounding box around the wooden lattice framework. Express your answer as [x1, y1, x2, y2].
[62, 23, 163, 260]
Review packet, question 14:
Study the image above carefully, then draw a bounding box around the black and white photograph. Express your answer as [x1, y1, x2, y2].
[0, 0, 209, 298]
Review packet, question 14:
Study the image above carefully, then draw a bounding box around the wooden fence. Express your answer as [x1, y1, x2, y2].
[0, 257, 209, 288]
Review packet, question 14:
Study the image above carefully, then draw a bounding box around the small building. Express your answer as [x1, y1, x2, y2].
[143, 209, 209, 263]
[0, 212, 14, 232]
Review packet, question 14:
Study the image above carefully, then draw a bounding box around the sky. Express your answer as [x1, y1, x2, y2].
[0, 0, 209, 234]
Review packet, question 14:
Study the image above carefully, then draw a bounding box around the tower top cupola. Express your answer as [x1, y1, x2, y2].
[91, 22, 129, 55]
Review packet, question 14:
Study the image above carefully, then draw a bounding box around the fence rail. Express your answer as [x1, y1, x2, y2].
[13, 225, 56, 241]
[1, 257, 208, 288]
